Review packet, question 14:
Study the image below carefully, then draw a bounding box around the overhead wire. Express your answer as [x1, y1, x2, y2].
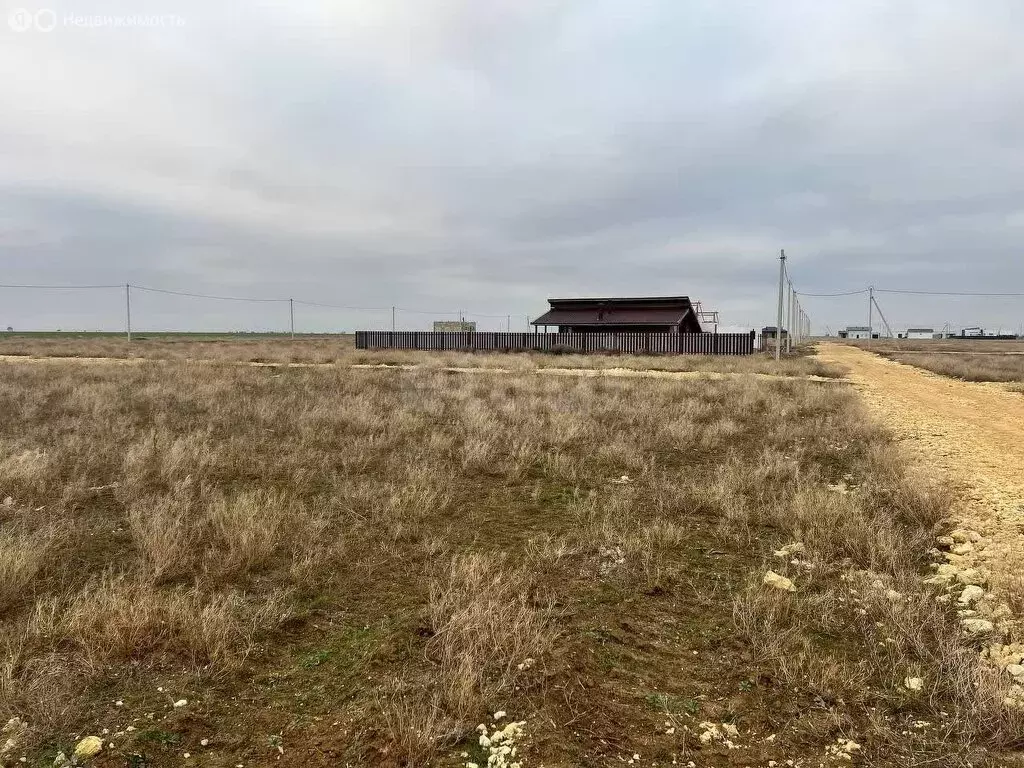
[794, 288, 870, 297]
[0, 283, 121, 289]
[132, 284, 288, 303]
[876, 288, 1024, 297]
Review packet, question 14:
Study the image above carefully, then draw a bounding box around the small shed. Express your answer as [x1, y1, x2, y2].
[838, 326, 872, 340]
[531, 296, 702, 333]
[761, 326, 789, 340]
[905, 328, 934, 340]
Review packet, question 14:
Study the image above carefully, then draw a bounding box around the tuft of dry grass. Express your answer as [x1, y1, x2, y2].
[0, 525, 57, 615]
[426, 554, 554, 716]
[21, 575, 290, 671]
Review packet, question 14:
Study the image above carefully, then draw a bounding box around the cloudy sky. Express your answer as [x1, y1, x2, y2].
[2, 0, 1023, 334]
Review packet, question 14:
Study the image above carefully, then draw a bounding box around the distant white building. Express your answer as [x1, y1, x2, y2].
[838, 326, 872, 340]
[905, 328, 934, 340]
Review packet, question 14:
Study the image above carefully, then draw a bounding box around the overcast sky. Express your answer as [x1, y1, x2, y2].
[2, 0, 1023, 333]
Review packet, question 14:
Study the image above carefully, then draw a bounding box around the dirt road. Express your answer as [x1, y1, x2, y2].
[817, 343, 1024, 600]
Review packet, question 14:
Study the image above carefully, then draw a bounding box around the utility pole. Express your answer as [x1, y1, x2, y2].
[775, 250, 786, 361]
[786, 281, 794, 353]
[289, 298, 295, 338]
[786, 294, 794, 348]
[125, 283, 132, 342]
[391, 306, 396, 332]
[868, 286, 874, 344]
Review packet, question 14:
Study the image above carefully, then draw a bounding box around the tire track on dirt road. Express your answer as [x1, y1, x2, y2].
[816, 343, 1024, 625]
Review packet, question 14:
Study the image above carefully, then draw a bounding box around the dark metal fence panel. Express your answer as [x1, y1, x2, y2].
[355, 331, 755, 356]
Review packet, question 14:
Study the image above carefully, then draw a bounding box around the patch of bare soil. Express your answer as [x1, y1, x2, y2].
[816, 343, 1024, 623]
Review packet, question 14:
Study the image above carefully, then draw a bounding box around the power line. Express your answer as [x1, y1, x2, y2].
[795, 288, 870, 297]
[876, 288, 1024, 297]
[293, 299, 391, 312]
[794, 287, 1023, 298]
[0, 283, 121, 289]
[132, 284, 288, 303]
[394, 306, 462, 316]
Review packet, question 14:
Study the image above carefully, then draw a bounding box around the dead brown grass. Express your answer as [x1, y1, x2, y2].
[0, 524, 57, 615]
[0, 355, 1017, 766]
[881, 351, 1024, 382]
[426, 554, 554, 715]
[846, 339, 1024, 353]
[0, 333, 840, 377]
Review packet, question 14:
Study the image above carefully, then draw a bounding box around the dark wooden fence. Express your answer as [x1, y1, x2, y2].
[355, 330, 756, 356]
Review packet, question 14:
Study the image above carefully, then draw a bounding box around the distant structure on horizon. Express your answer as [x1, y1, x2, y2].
[531, 296, 703, 334]
[901, 327, 935, 340]
[837, 326, 873, 340]
[433, 320, 476, 332]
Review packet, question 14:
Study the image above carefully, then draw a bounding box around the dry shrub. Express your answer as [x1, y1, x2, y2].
[854, 578, 1024, 747]
[728, 385, 1020, 751]
[732, 580, 806, 670]
[0, 525, 57, 614]
[0, 448, 53, 497]
[426, 553, 553, 716]
[23, 575, 288, 670]
[128, 486, 301, 582]
[127, 489, 200, 583]
[0, 634, 93, 743]
[205, 489, 290, 578]
[380, 470, 453, 522]
[121, 430, 219, 492]
[1004, 573, 1024, 619]
[286, 510, 337, 589]
[733, 476, 1021, 751]
[376, 678, 463, 767]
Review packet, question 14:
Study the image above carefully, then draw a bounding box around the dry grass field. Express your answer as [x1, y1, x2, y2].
[0, 335, 840, 378]
[836, 339, 1024, 384]
[880, 353, 1024, 383]
[0, 348, 1021, 766]
[844, 339, 1024, 354]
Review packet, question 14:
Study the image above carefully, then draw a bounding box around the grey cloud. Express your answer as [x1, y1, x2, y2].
[1, 0, 1023, 334]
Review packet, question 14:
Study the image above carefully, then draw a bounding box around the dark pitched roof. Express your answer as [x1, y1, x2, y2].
[531, 296, 701, 331]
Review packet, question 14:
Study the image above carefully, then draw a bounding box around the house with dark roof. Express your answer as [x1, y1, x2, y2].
[531, 297, 702, 334]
